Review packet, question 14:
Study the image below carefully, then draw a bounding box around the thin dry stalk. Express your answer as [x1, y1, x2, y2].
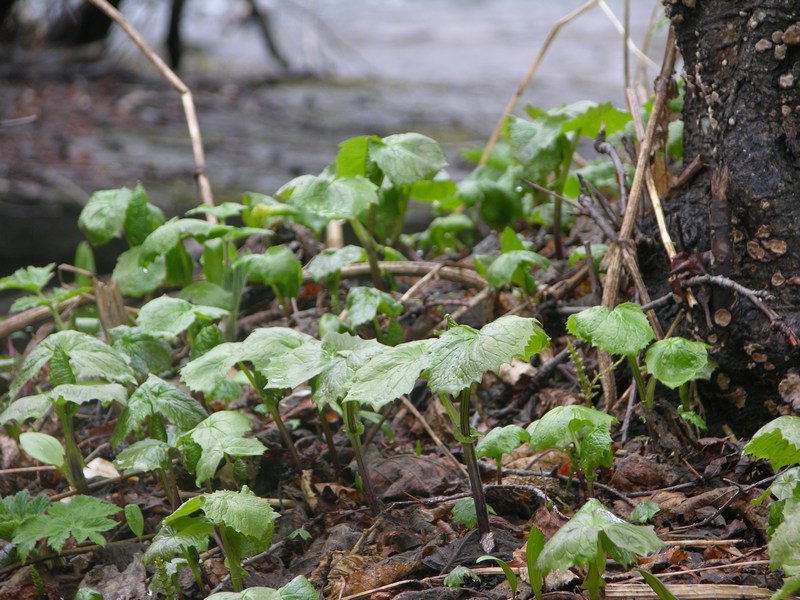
[85, 0, 216, 218]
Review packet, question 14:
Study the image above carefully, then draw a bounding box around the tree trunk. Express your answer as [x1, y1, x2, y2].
[658, 1, 800, 434]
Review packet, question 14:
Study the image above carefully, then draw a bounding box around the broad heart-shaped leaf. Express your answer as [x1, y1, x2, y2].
[139, 218, 232, 264]
[645, 337, 710, 389]
[345, 286, 403, 328]
[476, 424, 530, 461]
[343, 339, 434, 410]
[0, 490, 50, 542]
[78, 187, 132, 246]
[507, 115, 565, 179]
[13, 495, 120, 562]
[111, 374, 206, 448]
[527, 405, 618, 452]
[578, 423, 615, 475]
[137, 295, 228, 340]
[368, 132, 447, 186]
[112, 246, 167, 297]
[536, 498, 663, 575]
[277, 174, 379, 221]
[744, 416, 800, 472]
[526, 100, 631, 138]
[143, 515, 213, 565]
[19, 432, 65, 468]
[182, 411, 266, 486]
[181, 327, 316, 394]
[235, 245, 303, 299]
[123, 184, 164, 247]
[10, 330, 136, 398]
[567, 302, 655, 356]
[166, 486, 277, 550]
[276, 575, 319, 600]
[306, 245, 366, 283]
[427, 315, 549, 396]
[114, 438, 172, 474]
[0, 263, 55, 293]
[769, 498, 800, 580]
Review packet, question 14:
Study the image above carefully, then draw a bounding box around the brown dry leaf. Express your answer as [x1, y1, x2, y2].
[609, 452, 674, 492]
[650, 490, 689, 513]
[0, 566, 60, 600]
[499, 358, 536, 387]
[327, 553, 419, 597]
[78, 552, 147, 600]
[370, 454, 461, 500]
[669, 487, 737, 520]
[532, 388, 579, 419]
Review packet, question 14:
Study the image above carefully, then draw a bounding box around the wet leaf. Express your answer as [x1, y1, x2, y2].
[744, 416, 800, 472]
[137, 295, 228, 340]
[645, 337, 710, 389]
[78, 187, 132, 246]
[567, 302, 654, 356]
[527, 405, 617, 453]
[111, 246, 166, 297]
[427, 315, 549, 395]
[278, 174, 379, 221]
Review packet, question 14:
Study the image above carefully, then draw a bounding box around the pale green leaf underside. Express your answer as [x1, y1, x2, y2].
[306, 245, 365, 282]
[528, 405, 618, 452]
[278, 174, 378, 221]
[369, 132, 447, 186]
[114, 438, 172, 474]
[137, 295, 228, 339]
[744, 416, 800, 472]
[476, 424, 530, 460]
[346, 286, 403, 328]
[20, 432, 65, 468]
[143, 515, 213, 565]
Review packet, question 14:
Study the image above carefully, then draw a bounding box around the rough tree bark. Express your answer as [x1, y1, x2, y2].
[656, 1, 800, 434]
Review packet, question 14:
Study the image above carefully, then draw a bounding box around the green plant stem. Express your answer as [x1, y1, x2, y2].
[318, 409, 343, 480]
[180, 546, 209, 597]
[626, 355, 649, 407]
[44, 299, 66, 331]
[644, 375, 658, 410]
[343, 401, 381, 516]
[350, 219, 385, 291]
[54, 404, 89, 495]
[238, 364, 303, 473]
[217, 526, 245, 592]
[457, 387, 492, 541]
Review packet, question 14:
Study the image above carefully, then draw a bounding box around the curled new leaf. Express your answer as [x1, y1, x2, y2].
[567, 302, 654, 356]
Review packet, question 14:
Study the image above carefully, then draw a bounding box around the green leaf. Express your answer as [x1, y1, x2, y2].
[0, 263, 55, 294]
[526, 526, 545, 600]
[235, 245, 303, 300]
[143, 515, 213, 565]
[677, 406, 708, 431]
[645, 338, 710, 389]
[180, 281, 235, 310]
[277, 174, 379, 221]
[166, 486, 277, 551]
[536, 498, 664, 576]
[637, 568, 679, 600]
[112, 246, 166, 297]
[769, 498, 800, 577]
[112, 374, 206, 447]
[343, 339, 434, 410]
[443, 565, 480, 588]
[630, 500, 660, 524]
[79, 188, 132, 246]
[20, 432, 65, 468]
[476, 424, 530, 461]
[0, 490, 50, 542]
[186, 202, 245, 221]
[345, 287, 403, 328]
[410, 179, 461, 211]
[451, 497, 479, 529]
[183, 411, 266, 486]
[528, 101, 631, 138]
[139, 218, 231, 264]
[477, 555, 517, 596]
[744, 416, 800, 472]
[569, 244, 609, 269]
[336, 135, 371, 178]
[0, 393, 54, 426]
[206, 590, 282, 600]
[75, 588, 104, 600]
[579, 423, 615, 475]
[110, 326, 173, 382]
[125, 504, 144, 539]
[312, 332, 384, 408]
[180, 328, 316, 395]
[767, 467, 800, 502]
[527, 405, 617, 452]
[114, 438, 172, 474]
[13, 495, 120, 561]
[306, 246, 365, 284]
[137, 295, 228, 339]
[124, 184, 165, 246]
[277, 575, 319, 600]
[10, 330, 136, 398]
[478, 250, 550, 291]
[567, 303, 655, 356]
[427, 315, 549, 395]
[369, 133, 447, 186]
